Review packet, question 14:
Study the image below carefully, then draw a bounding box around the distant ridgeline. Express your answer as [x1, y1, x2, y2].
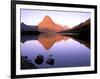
[21, 23, 41, 35]
[21, 17, 90, 39]
[59, 18, 90, 37]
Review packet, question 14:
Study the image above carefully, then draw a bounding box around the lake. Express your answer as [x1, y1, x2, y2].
[21, 33, 90, 69]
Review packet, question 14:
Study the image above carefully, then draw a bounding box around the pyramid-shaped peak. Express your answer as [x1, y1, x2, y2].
[44, 15, 51, 19]
[38, 15, 65, 32]
[43, 15, 53, 22]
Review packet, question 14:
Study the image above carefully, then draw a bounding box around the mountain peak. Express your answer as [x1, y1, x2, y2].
[38, 15, 68, 32]
[38, 15, 55, 32]
[42, 15, 54, 23]
[44, 15, 51, 19]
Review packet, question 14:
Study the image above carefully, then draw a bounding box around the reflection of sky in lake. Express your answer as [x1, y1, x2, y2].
[21, 38, 90, 68]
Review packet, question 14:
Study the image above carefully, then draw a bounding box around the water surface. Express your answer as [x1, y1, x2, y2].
[21, 34, 90, 69]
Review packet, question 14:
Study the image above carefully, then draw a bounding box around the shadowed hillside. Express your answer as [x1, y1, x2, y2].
[21, 23, 41, 35]
[59, 18, 90, 36]
[59, 18, 91, 48]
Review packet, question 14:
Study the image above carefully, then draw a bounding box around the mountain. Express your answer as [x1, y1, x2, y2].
[38, 15, 68, 32]
[21, 23, 38, 31]
[71, 18, 90, 31]
[21, 23, 40, 35]
[59, 19, 91, 48]
[59, 18, 90, 35]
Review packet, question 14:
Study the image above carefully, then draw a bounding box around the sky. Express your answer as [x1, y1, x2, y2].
[21, 9, 91, 28]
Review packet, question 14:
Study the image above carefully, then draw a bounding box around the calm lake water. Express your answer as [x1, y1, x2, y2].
[21, 33, 90, 69]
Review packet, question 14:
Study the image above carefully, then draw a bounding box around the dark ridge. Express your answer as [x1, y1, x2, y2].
[21, 22, 41, 35]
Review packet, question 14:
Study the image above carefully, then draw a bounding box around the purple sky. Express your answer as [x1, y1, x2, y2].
[21, 9, 91, 28]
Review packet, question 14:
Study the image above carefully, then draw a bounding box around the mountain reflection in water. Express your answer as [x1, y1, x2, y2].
[21, 33, 90, 69]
